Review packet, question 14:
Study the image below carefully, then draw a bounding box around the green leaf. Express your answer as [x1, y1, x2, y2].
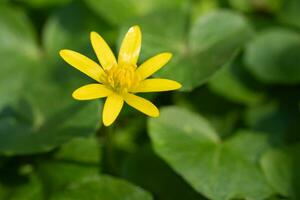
[260, 144, 300, 199]
[0, 186, 5, 200]
[0, 58, 101, 155]
[123, 9, 253, 91]
[278, 0, 300, 29]
[38, 160, 99, 196]
[148, 106, 274, 200]
[0, 5, 40, 110]
[229, 0, 282, 13]
[7, 175, 43, 200]
[244, 102, 286, 141]
[228, 0, 253, 12]
[55, 137, 100, 164]
[37, 137, 153, 200]
[1, 2, 107, 155]
[84, 0, 187, 26]
[0, 5, 38, 57]
[173, 87, 241, 138]
[191, 0, 219, 23]
[0, 162, 43, 200]
[244, 94, 300, 144]
[37, 136, 100, 196]
[121, 146, 206, 200]
[43, 2, 113, 62]
[24, 0, 71, 8]
[50, 175, 153, 200]
[208, 60, 264, 105]
[0, 4, 104, 154]
[245, 28, 300, 84]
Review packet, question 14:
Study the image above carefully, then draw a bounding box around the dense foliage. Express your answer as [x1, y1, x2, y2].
[0, 0, 299, 199]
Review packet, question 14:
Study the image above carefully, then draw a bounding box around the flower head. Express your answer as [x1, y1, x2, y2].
[60, 25, 181, 126]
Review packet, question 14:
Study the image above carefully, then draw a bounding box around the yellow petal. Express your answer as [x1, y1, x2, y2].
[72, 84, 112, 100]
[131, 79, 182, 93]
[123, 93, 159, 117]
[103, 93, 124, 126]
[136, 53, 172, 80]
[118, 25, 141, 66]
[60, 50, 104, 82]
[90, 31, 117, 70]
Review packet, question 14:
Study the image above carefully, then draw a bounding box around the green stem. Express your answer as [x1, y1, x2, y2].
[101, 125, 118, 175]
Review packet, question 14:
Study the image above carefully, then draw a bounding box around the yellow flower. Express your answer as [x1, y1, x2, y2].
[60, 25, 181, 126]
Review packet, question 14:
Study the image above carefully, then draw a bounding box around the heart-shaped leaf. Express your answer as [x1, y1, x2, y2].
[148, 106, 274, 199]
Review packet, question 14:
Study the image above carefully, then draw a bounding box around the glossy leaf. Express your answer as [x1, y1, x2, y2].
[148, 107, 274, 199]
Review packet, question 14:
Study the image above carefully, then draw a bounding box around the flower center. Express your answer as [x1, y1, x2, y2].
[104, 64, 139, 94]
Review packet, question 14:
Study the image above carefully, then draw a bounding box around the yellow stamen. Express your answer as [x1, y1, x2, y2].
[104, 64, 139, 94]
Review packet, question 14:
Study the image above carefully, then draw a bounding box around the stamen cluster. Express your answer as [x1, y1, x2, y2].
[105, 64, 139, 93]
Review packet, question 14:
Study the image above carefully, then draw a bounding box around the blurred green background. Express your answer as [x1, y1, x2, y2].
[0, 0, 300, 199]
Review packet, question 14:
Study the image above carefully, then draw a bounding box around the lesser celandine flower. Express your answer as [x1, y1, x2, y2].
[60, 25, 181, 126]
